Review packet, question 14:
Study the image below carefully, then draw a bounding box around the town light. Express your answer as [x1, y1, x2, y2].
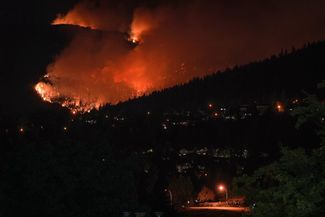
[164, 189, 173, 206]
[217, 184, 228, 201]
[275, 101, 285, 112]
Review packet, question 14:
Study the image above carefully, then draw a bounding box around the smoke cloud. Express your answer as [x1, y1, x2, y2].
[36, 0, 325, 112]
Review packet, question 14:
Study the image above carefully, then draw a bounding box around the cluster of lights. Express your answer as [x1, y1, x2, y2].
[15, 125, 72, 135]
[208, 103, 222, 118]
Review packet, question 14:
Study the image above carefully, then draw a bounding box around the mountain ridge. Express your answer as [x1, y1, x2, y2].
[112, 40, 325, 113]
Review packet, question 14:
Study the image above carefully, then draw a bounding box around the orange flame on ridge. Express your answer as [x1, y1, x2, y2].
[52, 13, 97, 29]
[35, 82, 60, 103]
[35, 81, 102, 113]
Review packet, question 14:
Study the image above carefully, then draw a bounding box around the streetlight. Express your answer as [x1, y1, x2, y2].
[164, 189, 173, 206]
[276, 101, 285, 112]
[218, 184, 228, 201]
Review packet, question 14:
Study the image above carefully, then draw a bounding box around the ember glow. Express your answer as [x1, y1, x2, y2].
[129, 8, 159, 43]
[35, 81, 58, 103]
[51, 0, 99, 29]
[35, 81, 101, 113]
[53, 13, 95, 29]
[35, 0, 325, 112]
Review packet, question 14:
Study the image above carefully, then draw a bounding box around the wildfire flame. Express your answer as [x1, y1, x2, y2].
[52, 14, 96, 29]
[36, 4, 161, 113]
[51, 1, 99, 30]
[129, 11, 152, 43]
[35, 81, 59, 103]
[35, 81, 101, 113]
[35, 0, 325, 114]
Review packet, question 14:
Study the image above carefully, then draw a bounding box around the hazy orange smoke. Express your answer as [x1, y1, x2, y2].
[36, 0, 325, 112]
[53, 13, 95, 29]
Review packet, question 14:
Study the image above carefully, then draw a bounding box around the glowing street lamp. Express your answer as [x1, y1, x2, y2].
[164, 189, 173, 206]
[275, 101, 285, 113]
[218, 184, 228, 201]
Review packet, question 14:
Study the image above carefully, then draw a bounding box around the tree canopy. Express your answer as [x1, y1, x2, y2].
[233, 81, 325, 217]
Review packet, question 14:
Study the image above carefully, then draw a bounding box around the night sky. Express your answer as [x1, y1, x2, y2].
[1, 0, 325, 113]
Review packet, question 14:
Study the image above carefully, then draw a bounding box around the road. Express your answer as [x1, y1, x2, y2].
[186, 206, 250, 212]
[179, 205, 250, 217]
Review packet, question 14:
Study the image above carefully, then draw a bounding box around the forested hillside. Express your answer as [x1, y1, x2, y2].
[115, 41, 325, 113]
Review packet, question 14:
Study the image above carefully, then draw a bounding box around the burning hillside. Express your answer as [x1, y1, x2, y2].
[35, 0, 325, 113]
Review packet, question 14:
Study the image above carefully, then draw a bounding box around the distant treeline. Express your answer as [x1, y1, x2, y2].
[112, 41, 325, 114]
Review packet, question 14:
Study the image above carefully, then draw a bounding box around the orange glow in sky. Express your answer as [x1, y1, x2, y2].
[34, 0, 325, 113]
[52, 12, 96, 29]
